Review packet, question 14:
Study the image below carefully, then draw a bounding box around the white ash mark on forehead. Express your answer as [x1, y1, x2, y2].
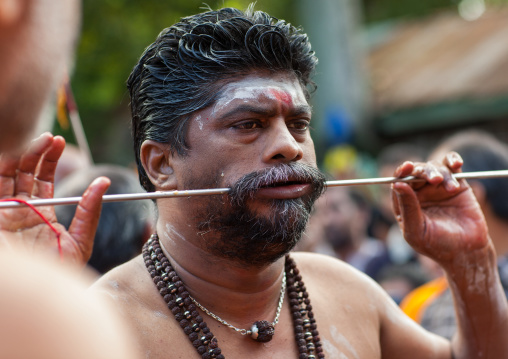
[194, 114, 204, 131]
[212, 86, 269, 115]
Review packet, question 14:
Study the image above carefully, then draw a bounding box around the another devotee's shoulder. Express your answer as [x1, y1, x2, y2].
[0, 249, 140, 359]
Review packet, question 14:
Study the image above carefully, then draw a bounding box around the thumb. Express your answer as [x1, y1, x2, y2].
[68, 176, 111, 264]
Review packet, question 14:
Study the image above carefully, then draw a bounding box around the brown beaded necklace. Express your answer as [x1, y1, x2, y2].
[143, 233, 325, 359]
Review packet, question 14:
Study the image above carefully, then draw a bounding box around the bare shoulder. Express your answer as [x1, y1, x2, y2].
[289, 251, 390, 318]
[91, 255, 150, 300]
[90, 256, 160, 320]
[90, 255, 188, 357]
[290, 251, 382, 294]
[290, 252, 389, 358]
[290, 252, 450, 359]
[290, 251, 396, 322]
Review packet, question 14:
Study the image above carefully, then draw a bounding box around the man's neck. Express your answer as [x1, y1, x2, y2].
[155, 219, 287, 329]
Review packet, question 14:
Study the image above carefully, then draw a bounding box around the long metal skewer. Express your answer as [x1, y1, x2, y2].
[1, 169, 508, 209]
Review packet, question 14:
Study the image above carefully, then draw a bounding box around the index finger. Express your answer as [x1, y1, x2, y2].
[32, 136, 66, 199]
[15, 133, 55, 196]
[391, 181, 426, 247]
[0, 155, 19, 198]
[442, 151, 463, 172]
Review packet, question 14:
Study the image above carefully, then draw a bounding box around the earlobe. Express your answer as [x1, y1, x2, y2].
[140, 140, 177, 190]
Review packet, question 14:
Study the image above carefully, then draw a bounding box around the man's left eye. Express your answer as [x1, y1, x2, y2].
[288, 121, 309, 130]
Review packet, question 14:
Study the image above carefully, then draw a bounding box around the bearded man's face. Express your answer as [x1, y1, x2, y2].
[166, 71, 325, 267]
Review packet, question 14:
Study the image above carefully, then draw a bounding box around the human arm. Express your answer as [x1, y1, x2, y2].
[390, 151, 508, 358]
[0, 133, 110, 266]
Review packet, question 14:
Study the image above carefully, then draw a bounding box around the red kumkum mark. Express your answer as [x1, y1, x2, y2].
[269, 89, 292, 106]
[0, 198, 63, 260]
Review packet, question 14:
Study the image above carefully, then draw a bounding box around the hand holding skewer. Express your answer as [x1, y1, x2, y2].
[0, 133, 110, 265]
[391, 151, 490, 265]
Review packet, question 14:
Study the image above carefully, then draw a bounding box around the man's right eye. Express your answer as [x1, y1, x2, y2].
[234, 121, 262, 130]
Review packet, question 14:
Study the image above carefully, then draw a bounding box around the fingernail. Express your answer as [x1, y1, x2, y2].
[446, 178, 460, 191]
[429, 169, 441, 179]
[447, 152, 463, 165]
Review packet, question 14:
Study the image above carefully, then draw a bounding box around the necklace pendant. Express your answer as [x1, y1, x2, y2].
[250, 320, 275, 342]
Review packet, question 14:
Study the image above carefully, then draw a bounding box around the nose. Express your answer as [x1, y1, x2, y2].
[262, 121, 303, 163]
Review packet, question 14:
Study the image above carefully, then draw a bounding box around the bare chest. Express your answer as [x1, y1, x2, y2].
[313, 300, 382, 359]
[132, 298, 381, 359]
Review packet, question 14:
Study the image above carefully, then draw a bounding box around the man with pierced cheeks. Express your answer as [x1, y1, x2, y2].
[3, 5, 507, 359]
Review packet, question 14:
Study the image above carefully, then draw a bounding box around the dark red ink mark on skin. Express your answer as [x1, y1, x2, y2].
[269, 89, 292, 106]
[0, 198, 63, 260]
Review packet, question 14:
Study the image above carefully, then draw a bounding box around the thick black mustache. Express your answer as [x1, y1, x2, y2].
[228, 162, 326, 206]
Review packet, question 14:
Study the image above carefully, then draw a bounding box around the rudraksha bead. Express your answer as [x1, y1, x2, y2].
[179, 319, 189, 328]
[285, 254, 324, 359]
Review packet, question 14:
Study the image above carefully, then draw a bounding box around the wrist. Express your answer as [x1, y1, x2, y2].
[443, 241, 498, 291]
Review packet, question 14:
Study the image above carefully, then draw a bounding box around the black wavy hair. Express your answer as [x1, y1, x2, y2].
[127, 5, 318, 192]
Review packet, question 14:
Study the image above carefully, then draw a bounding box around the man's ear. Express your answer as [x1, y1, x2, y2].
[140, 140, 177, 190]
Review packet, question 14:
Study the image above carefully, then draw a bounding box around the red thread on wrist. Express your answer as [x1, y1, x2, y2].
[0, 199, 63, 260]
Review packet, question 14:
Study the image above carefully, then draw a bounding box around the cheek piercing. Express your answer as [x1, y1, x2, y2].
[1, 170, 508, 209]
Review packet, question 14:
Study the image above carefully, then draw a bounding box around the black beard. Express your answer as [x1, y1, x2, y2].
[195, 163, 326, 268]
